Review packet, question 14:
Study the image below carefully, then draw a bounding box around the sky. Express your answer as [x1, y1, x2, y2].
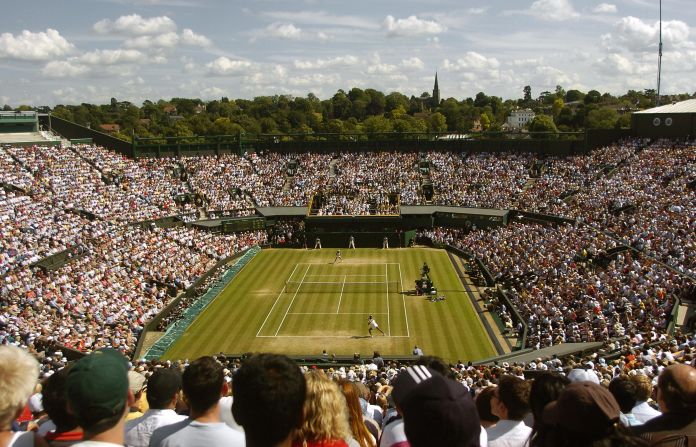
[1, 0, 694, 106]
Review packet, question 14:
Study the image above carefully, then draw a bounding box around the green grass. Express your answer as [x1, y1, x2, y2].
[164, 248, 496, 363]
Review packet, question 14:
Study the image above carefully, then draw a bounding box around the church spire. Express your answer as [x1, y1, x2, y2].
[432, 71, 440, 108]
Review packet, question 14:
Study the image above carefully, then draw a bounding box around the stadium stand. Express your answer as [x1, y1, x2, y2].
[1, 135, 695, 445]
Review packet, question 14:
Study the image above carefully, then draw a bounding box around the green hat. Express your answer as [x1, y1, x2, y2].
[66, 349, 129, 427]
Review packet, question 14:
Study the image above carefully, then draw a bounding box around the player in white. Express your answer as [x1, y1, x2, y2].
[382, 236, 389, 249]
[334, 250, 343, 263]
[314, 237, 322, 249]
[367, 315, 385, 337]
[348, 235, 355, 249]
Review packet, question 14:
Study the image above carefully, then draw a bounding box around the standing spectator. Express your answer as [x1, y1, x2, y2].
[0, 345, 45, 447]
[125, 369, 186, 447]
[232, 353, 306, 447]
[486, 375, 532, 447]
[42, 365, 83, 446]
[65, 349, 134, 447]
[292, 371, 352, 447]
[149, 357, 244, 447]
[631, 364, 696, 444]
[392, 365, 482, 447]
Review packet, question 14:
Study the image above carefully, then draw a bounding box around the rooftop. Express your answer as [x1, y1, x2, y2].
[633, 98, 696, 114]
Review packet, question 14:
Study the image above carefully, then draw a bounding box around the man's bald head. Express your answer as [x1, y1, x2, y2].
[657, 364, 696, 413]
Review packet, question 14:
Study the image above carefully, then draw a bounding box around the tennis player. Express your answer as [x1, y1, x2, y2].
[334, 250, 343, 263]
[367, 315, 385, 337]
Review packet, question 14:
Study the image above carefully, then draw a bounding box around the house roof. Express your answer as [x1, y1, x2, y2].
[633, 99, 696, 114]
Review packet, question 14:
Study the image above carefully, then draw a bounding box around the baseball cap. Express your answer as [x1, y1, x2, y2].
[393, 365, 480, 447]
[66, 349, 129, 427]
[146, 369, 182, 408]
[128, 371, 147, 394]
[543, 381, 620, 436]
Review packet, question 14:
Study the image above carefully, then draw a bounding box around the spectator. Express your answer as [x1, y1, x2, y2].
[0, 345, 45, 447]
[65, 349, 134, 447]
[528, 372, 569, 447]
[232, 353, 306, 447]
[392, 365, 482, 447]
[126, 372, 147, 421]
[486, 375, 532, 447]
[124, 369, 186, 447]
[337, 380, 376, 447]
[629, 374, 661, 424]
[292, 371, 352, 447]
[475, 387, 500, 429]
[149, 356, 244, 447]
[608, 378, 641, 427]
[542, 382, 646, 447]
[631, 364, 696, 444]
[41, 364, 83, 446]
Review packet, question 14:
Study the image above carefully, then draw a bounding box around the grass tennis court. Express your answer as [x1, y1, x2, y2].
[164, 248, 496, 362]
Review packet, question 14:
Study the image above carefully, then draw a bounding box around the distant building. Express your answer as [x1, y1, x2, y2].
[506, 109, 535, 130]
[99, 123, 120, 133]
[431, 72, 440, 108]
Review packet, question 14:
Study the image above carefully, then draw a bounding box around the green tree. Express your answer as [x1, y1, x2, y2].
[585, 107, 618, 129]
[385, 92, 409, 114]
[523, 85, 532, 103]
[428, 112, 447, 132]
[565, 89, 585, 103]
[528, 114, 558, 138]
[584, 90, 602, 104]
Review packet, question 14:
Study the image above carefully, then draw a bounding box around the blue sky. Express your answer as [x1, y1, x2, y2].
[1, 0, 694, 106]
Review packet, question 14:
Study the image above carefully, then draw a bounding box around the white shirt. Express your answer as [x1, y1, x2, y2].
[486, 419, 531, 447]
[631, 401, 662, 424]
[125, 409, 187, 447]
[149, 419, 245, 447]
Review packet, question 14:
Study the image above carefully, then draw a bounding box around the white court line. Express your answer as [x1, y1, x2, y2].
[274, 265, 311, 336]
[385, 263, 391, 336]
[398, 262, 410, 337]
[336, 274, 346, 314]
[306, 274, 387, 277]
[257, 335, 411, 338]
[256, 263, 299, 337]
[288, 312, 387, 315]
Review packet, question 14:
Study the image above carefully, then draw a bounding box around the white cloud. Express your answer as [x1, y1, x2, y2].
[42, 60, 90, 78]
[383, 15, 446, 37]
[593, 3, 617, 13]
[266, 22, 303, 39]
[125, 32, 180, 48]
[443, 52, 500, 71]
[530, 0, 580, 21]
[244, 64, 288, 86]
[77, 49, 146, 65]
[293, 55, 359, 70]
[610, 16, 691, 52]
[0, 29, 74, 61]
[367, 63, 397, 74]
[180, 29, 211, 46]
[288, 73, 340, 87]
[93, 14, 177, 35]
[401, 57, 425, 71]
[261, 10, 378, 31]
[206, 56, 254, 76]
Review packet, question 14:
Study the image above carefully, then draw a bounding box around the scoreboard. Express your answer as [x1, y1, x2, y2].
[222, 217, 265, 233]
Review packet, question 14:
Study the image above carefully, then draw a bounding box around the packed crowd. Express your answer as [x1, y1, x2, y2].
[1, 328, 694, 447]
[424, 222, 691, 349]
[1, 138, 693, 361]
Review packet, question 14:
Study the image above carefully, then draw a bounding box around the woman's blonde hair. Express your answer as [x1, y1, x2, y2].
[0, 346, 40, 429]
[294, 371, 351, 444]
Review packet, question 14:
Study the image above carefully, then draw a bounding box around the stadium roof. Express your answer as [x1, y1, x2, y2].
[633, 99, 696, 114]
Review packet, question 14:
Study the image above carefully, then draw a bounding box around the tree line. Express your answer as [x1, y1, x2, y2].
[5, 87, 693, 142]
